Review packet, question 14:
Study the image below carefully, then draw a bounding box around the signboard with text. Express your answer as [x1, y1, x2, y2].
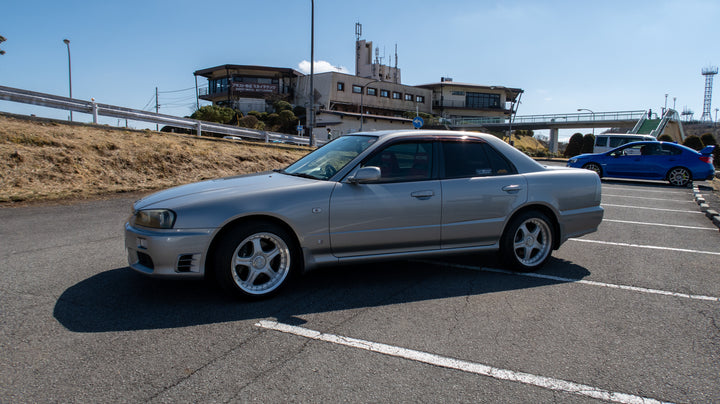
[232, 83, 278, 93]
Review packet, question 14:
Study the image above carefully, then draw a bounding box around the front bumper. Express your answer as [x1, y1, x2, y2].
[124, 223, 215, 278]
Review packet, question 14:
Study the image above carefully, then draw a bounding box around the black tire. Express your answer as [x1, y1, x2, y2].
[213, 222, 299, 300]
[582, 162, 602, 177]
[500, 211, 554, 272]
[667, 167, 691, 187]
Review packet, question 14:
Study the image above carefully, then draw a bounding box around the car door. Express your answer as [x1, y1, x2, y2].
[604, 144, 647, 178]
[439, 140, 527, 248]
[328, 141, 441, 257]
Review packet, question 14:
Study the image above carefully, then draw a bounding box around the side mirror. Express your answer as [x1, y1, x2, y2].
[347, 166, 381, 184]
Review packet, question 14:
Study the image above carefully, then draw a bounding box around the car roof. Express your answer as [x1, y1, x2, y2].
[347, 130, 547, 173]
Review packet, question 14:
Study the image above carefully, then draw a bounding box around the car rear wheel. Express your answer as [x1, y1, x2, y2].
[667, 167, 691, 187]
[214, 222, 298, 300]
[500, 211, 554, 272]
[582, 163, 602, 177]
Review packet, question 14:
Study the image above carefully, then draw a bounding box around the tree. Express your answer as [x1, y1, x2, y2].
[700, 133, 717, 146]
[564, 133, 584, 157]
[190, 105, 236, 124]
[581, 134, 595, 154]
[0, 35, 6, 55]
[682, 135, 704, 151]
[658, 134, 674, 142]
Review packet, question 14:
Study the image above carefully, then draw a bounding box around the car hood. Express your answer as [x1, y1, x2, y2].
[134, 171, 316, 210]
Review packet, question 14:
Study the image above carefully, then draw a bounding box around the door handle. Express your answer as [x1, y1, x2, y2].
[502, 185, 523, 194]
[411, 190, 434, 199]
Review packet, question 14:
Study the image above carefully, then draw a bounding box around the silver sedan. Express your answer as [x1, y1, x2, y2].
[125, 130, 603, 299]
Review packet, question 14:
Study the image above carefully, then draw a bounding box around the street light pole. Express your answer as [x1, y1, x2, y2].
[359, 79, 380, 131]
[63, 39, 73, 122]
[577, 108, 595, 135]
[307, 0, 315, 146]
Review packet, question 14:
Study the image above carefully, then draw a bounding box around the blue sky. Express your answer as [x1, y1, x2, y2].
[1, 0, 719, 139]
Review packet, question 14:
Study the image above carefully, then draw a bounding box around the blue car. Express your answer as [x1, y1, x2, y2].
[567, 141, 715, 187]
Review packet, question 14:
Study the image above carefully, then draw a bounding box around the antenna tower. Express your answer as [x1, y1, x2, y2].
[701, 66, 718, 122]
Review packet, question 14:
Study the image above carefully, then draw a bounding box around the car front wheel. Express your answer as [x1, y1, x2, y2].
[667, 167, 691, 187]
[214, 222, 299, 300]
[500, 211, 554, 272]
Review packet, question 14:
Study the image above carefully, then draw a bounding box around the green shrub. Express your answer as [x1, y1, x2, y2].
[683, 135, 704, 151]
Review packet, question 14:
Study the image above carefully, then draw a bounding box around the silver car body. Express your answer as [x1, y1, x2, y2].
[125, 130, 603, 279]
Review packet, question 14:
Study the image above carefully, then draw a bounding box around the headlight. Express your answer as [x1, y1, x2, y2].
[568, 158, 577, 164]
[131, 209, 176, 229]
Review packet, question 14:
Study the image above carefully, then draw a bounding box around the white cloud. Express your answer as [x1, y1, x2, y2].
[298, 60, 351, 75]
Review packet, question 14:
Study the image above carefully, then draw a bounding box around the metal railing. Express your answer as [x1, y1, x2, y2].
[0, 85, 315, 146]
[451, 110, 647, 127]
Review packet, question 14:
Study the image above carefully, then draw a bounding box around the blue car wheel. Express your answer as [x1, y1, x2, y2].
[667, 167, 691, 187]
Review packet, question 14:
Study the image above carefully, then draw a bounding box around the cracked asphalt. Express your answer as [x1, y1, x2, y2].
[1, 173, 719, 402]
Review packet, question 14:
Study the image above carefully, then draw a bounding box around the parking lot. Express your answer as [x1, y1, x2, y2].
[1, 176, 719, 403]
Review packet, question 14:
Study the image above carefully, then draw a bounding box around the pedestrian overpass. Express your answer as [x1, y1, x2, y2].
[448, 109, 686, 153]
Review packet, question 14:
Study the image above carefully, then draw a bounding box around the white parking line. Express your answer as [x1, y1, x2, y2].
[602, 186, 689, 195]
[569, 238, 720, 256]
[603, 194, 693, 203]
[419, 261, 719, 303]
[256, 320, 671, 404]
[602, 219, 717, 231]
[602, 204, 703, 214]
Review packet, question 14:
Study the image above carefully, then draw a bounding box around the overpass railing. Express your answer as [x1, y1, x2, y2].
[0, 85, 315, 146]
[451, 110, 647, 126]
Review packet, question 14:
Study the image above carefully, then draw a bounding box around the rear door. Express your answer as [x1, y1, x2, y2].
[439, 140, 527, 248]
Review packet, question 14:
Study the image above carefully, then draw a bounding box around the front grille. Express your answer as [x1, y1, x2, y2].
[177, 254, 200, 273]
[137, 252, 154, 269]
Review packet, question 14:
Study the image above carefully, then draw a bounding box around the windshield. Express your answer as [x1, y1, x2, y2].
[282, 135, 378, 180]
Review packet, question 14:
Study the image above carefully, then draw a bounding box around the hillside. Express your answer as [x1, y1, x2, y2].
[0, 113, 310, 204]
[1, 113, 559, 205]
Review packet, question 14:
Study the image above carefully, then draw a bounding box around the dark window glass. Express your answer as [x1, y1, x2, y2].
[405, 93, 413, 101]
[465, 92, 501, 109]
[380, 90, 389, 98]
[367, 87, 377, 96]
[442, 141, 515, 178]
[392, 92, 401, 99]
[661, 144, 682, 155]
[362, 142, 433, 182]
[416, 96, 425, 103]
[352, 85, 362, 93]
[337, 82, 345, 91]
[595, 137, 607, 147]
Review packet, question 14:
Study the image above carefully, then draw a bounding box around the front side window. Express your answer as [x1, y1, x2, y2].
[362, 141, 433, 182]
[283, 135, 377, 180]
[442, 141, 515, 178]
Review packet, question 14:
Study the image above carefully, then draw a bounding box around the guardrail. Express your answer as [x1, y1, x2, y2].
[0, 85, 315, 146]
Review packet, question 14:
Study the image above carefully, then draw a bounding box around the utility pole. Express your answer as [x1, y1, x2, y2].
[155, 87, 159, 131]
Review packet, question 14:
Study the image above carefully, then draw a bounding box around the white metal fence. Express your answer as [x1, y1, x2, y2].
[0, 85, 314, 146]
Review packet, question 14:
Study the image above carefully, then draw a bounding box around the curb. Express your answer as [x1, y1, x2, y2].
[693, 185, 720, 231]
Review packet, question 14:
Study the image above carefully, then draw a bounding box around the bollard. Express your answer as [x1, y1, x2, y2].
[196, 122, 202, 136]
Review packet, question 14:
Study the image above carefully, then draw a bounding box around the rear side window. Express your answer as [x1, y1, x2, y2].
[441, 141, 516, 178]
[595, 137, 608, 147]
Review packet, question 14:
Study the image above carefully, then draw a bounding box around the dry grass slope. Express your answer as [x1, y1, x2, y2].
[0, 114, 310, 203]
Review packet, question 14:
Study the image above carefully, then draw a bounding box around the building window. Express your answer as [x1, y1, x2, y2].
[404, 93, 413, 101]
[416, 95, 425, 103]
[352, 85, 362, 93]
[451, 91, 465, 96]
[380, 90, 390, 98]
[337, 82, 345, 91]
[466, 92, 501, 109]
[367, 87, 377, 96]
[392, 92, 401, 99]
